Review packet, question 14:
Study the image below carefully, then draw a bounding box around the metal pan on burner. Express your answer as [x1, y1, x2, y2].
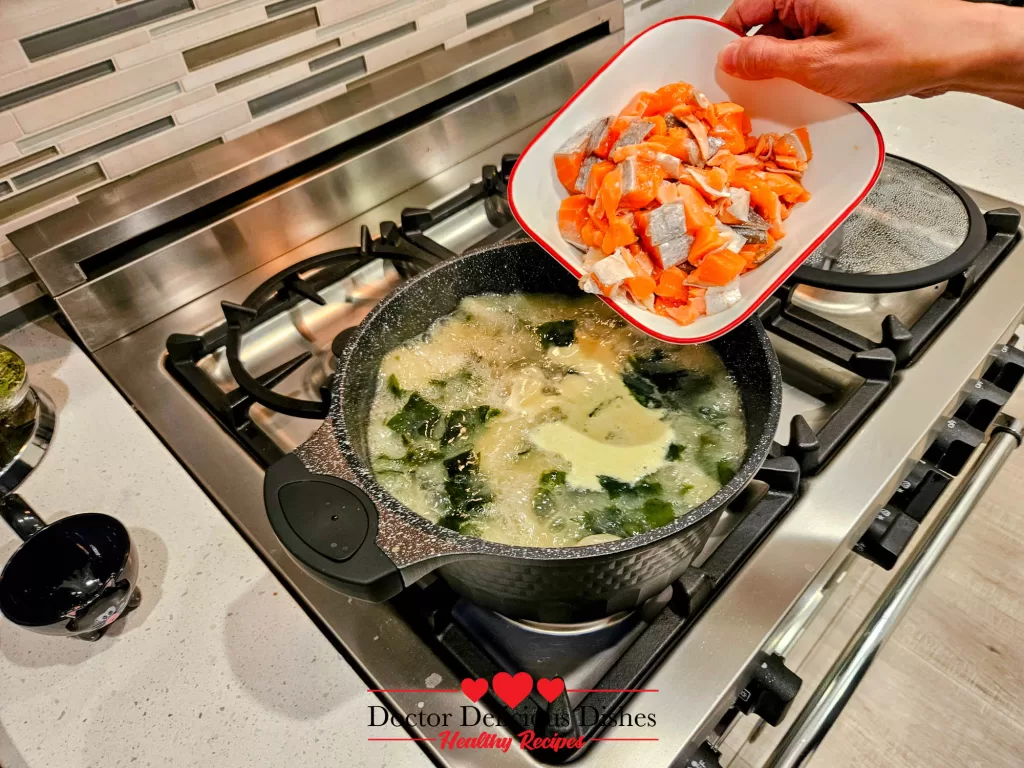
[264, 239, 781, 623]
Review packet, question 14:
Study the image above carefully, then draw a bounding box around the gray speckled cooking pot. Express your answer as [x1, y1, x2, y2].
[265, 240, 781, 623]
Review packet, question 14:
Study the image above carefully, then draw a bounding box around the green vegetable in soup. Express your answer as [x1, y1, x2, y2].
[386, 393, 442, 440]
[597, 475, 662, 499]
[666, 443, 686, 461]
[532, 469, 568, 518]
[536, 320, 576, 349]
[581, 499, 676, 538]
[438, 451, 491, 532]
[366, 294, 746, 548]
[386, 374, 404, 397]
[441, 405, 501, 447]
[622, 350, 714, 410]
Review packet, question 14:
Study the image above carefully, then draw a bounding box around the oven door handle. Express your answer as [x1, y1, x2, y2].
[764, 416, 1023, 768]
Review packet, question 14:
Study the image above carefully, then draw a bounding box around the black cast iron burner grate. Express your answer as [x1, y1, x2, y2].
[756, 206, 1022, 476]
[393, 455, 802, 764]
[776, 207, 1022, 369]
[164, 158, 520, 467]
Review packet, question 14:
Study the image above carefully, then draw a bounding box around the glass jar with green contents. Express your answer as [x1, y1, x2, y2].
[0, 346, 27, 414]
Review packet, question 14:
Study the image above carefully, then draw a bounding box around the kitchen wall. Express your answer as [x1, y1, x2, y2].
[0, 0, 550, 313]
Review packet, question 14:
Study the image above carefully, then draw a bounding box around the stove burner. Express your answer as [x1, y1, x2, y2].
[166, 158, 520, 466]
[220, 225, 438, 420]
[806, 156, 971, 275]
[795, 155, 987, 292]
[396, 457, 802, 760]
[452, 599, 652, 707]
[512, 611, 634, 634]
[774, 207, 1022, 374]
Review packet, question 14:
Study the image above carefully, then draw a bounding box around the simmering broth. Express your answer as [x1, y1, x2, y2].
[367, 294, 746, 547]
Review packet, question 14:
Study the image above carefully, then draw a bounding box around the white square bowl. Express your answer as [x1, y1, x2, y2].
[508, 15, 885, 343]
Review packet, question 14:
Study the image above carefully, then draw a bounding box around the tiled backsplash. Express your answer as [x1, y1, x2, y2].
[0, 0, 549, 308]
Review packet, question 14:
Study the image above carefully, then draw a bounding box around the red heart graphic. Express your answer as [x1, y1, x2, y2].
[461, 677, 488, 703]
[492, 671, 533, 709]
[536, 677, 565, 703]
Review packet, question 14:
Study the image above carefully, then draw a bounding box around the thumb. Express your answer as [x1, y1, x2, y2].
[717, 35, 817, 81]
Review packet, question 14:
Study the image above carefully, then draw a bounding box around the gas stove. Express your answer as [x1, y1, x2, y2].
[9, 3, 1024, 763]
[147, 147, 1023, 765]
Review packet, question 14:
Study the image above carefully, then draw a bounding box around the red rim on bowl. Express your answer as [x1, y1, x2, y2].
[507, 15, 886, 344]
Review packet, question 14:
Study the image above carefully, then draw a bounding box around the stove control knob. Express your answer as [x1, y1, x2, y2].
[685, 742, 722, 768]
[982, 343, 1024, 393]
[854, 507, 919, 570]
[500, 154, 518, 181]
[923, 417, 984, 475]
[735, 653, 801, 726]
[956, 378, 1008, 430]
[888, 462, 950, 522]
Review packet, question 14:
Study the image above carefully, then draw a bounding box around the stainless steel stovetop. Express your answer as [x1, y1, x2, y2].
[9, 3, 1024, 763]
[91, 170, 1024, 768]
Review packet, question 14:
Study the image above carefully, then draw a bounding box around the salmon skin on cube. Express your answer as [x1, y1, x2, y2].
[587, 117, 612, 152]
[653, 235, 694, 270]
[611, 119, 655, 153]
[664, 112, 685, 130]
[644, 202, 687, 247]
[591, 249, 636, 287]
[573, 155, 600, 194]
[619, 156, 659, 209]
[553, 118, 608, 193]
[731, 225, 769, 244]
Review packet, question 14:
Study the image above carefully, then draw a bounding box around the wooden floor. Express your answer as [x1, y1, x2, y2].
[722, 388, 1024, 768]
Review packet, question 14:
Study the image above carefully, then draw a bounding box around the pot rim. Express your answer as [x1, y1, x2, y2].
[332, 247, 782, 562]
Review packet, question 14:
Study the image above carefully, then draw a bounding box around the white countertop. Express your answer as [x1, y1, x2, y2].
[0, 318, 429, 768]
[862, 92, 1024, 205]
[3, 10, 1024, 765]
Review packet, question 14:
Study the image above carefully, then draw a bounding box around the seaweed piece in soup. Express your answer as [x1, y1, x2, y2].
[442, 405, 501, 448]
[622, 350, 714, 410]
[386, 393, 442, 440]
[367, 294, 746, 548]
[536, 319, 576, 349]
[439, 451, 491, 533]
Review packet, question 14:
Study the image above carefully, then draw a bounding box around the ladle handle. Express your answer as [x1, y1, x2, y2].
[0, 493, 45, 541]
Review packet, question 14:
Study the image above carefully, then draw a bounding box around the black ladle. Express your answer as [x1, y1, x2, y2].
[0, 494, 140, 641]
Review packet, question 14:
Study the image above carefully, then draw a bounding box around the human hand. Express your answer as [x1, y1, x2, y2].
[716, 0, 1023, 105]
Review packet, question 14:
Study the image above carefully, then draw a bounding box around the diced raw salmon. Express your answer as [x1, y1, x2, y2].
[654, 267, 687, 298]
[676, 185, 716, 232]
[619, 156, 664, 210]
[792, 127, 813, 160]
[553, 121, 600, 193]
[688, 249, 746, 286]
[656, 180, 679, 205]
[601, 212, 638, 254]
[592, 117, 630, 158]
[584, 160, 616, 199]
[597, 166, 622, 219]
[646, 82, 695, 116]
[557, 195, 590, 249]
[688, 226, 730, 265]
[620, 91, 656, 117]
[626, 274, 657, 303]
[551, 80, 813, 327]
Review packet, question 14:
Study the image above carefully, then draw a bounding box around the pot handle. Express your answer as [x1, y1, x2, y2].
[265, 450, 404, 603]
[0, 493, 45, 541]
